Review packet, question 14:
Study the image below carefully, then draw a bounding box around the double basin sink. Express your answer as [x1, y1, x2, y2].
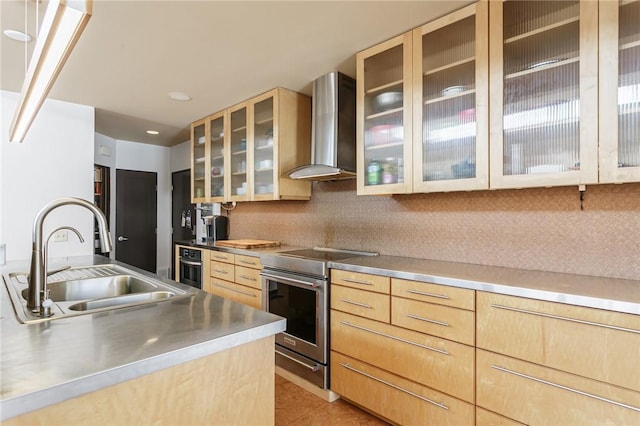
[3, 264, 196, 324]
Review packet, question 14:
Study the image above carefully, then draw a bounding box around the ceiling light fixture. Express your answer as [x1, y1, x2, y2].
[9, 0, 92, 143]
[168, 92, 191, 101]
[146, 130, 159, 135]
[3, 29, 33, 42]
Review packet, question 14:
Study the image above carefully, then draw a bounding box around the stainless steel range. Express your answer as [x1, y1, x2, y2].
[260, 247, 378, 389]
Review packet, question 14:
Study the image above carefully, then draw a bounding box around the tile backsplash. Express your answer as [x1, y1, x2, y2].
[228, 181, 640, 280]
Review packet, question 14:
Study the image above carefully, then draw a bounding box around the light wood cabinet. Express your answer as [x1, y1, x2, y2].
[330, 269, 390, 294]
[477, 349, 640, 426]
[331, 352, 475, 426]
[489, 0, 599, 188]
[599, 0, 640, 183]
[331, 285, 390, 323]
[191, 87, 311, 203]
[476, 291, 640, 392]
[391, 277, 475, 310]
[208, 251, 263, 309]
[476, 407, 525, 426]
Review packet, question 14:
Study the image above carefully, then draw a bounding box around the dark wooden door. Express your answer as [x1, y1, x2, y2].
[171, 169, 194, 277]
[116, 169, 157, 272]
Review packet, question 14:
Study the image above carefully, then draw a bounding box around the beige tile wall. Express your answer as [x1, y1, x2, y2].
[227, 181, 640, 280]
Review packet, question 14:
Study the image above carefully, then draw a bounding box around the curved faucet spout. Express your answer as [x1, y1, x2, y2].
[28, 197, 113, 310]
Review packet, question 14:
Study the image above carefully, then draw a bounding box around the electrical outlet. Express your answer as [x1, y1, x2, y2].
[53, 230, 68, 242]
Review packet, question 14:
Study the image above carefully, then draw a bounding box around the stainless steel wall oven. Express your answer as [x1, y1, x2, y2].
[178, 247, 202, 289]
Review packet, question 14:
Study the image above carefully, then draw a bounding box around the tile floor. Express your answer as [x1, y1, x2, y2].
[275, 375, 389, 425]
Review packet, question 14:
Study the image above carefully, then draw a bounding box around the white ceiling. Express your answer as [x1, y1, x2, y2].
[1, 0, 472, 147]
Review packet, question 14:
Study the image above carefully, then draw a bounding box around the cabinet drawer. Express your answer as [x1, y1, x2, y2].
[392, 278, 475, 311]
[477, 292, 640, 391]
[331, 285, 390, 323]
[331, 351, 474, 426]
[210, 261, 235, 281]
[331, 270, 390, 294]
[210, 251, 234, 263]
[331, 310, 474, 403]
[235, 254, 262, 269]
[477, 349, 640, 426]
[209, 278, 262, 309]
[476, 407, 524, 426]
[235, 265, 261, 289]
[391, 297, 475, 345]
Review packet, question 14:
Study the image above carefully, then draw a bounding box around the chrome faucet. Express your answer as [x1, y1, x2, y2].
[27, 198, 113, 311]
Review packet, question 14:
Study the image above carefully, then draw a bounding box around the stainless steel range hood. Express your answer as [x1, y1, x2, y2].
[288, 72, 356, 181]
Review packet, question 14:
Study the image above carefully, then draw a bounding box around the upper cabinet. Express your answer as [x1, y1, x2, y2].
[489, 0, 599, 189]
[599, 0, 640, 183]
[356, 33, 413, 195]
[413, 2, 489, 192]
[191, 88, 311, 203]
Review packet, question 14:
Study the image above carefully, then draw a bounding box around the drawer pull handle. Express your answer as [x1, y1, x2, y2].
[276, 349, 321, 372]
[239, 275, 257, 282]
[340, 320, 449, 356]
[214, 283, 257, 298]
[342, 278, 374, 286]
[238, 259, 259, 266]
[213, 255, 229, 260]
[491, 365, 640, 413]
[340, 298, 372, 309]
[491, 304, 640, 335]
[406, 289, 450, 300]
[407, 313, 449, 327]
[213, 269, 228, 275]
[340, 362, 448, 411]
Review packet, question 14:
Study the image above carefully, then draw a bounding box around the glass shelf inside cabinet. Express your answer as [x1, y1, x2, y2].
[502, 0, 581, 176]
[254, 97, 275, 194]
[617, 0, 640, 169]
[421, 14, 477, 181]
[363, 44, 405, 186]
[209, 116, 225, 198]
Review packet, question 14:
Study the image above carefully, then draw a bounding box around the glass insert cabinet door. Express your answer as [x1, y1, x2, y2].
[413, 1, 489, 192]
[208, 111, 226, 201]
[191, 119, 207, 202]
[599, 0, 640, 183]
[229, 104, 249, 201]
[357, 32, 413, 195]
[252, 93, 276, 199]
[489, 0, 598, 189]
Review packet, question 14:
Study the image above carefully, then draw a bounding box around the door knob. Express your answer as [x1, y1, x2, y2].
[117, 236, 129, 242]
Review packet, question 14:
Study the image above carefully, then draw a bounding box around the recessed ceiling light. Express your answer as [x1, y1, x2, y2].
[3, 29, 32, 42]
[168, 92, 191, 101]
[146, 130, 160, 135]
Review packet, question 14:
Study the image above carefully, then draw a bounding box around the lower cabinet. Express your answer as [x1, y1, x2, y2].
[208, 251, 263, 309]
[331, 352, 475, 426]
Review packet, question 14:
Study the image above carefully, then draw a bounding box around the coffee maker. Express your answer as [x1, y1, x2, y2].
[204, 215, 229, 241]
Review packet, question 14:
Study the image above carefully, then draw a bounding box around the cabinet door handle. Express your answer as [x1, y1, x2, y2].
[340, 362, 448, 411]
[214, 283, 256, 297]
[339, 298, 372, 309]
[342, 278, 374, 286]
[406, 289, 450, 300]
[406, 313, 449, 327]
[491, 365, 640, 413]
[239, 275, 257, 282]
[340, 320, 449, 356]
[490, 304, 640, 334]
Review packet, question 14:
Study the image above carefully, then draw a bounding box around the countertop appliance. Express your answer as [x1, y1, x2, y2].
[204, 215, 229, 242]
[178, 247, 202, 289]
[287, 72, 356, 181]
[260, 247, 378, 390]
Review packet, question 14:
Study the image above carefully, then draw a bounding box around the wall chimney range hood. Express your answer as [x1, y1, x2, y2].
[288, 72, 356, 181]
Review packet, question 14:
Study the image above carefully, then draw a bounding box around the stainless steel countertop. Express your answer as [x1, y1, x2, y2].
[329, 255, 640, 315]
[1, 255, 286, 421]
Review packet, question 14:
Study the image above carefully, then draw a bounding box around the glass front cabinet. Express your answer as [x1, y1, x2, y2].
[413, 1, 489, 192]
[489, 0, 599, 189]
[191, 88, 311, 203]
[599, 0, 640, 183]
[356, 33, 413, 195]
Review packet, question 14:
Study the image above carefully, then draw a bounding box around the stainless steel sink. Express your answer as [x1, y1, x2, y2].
[3, 264, 196, 324]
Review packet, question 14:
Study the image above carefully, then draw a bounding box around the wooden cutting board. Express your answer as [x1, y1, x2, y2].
[216, 239, 281, 249]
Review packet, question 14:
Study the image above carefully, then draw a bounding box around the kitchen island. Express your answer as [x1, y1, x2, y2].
[1, 255, 285, 425]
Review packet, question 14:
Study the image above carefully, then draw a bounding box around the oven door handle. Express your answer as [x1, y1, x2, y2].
[261, 271, 323, 288]
[180, 259, 202, 267]
[275, 349, 321, 372]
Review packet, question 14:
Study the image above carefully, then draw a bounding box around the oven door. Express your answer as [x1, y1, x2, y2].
[261, 270, 327, 364]
[179, 257, 202, 289]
